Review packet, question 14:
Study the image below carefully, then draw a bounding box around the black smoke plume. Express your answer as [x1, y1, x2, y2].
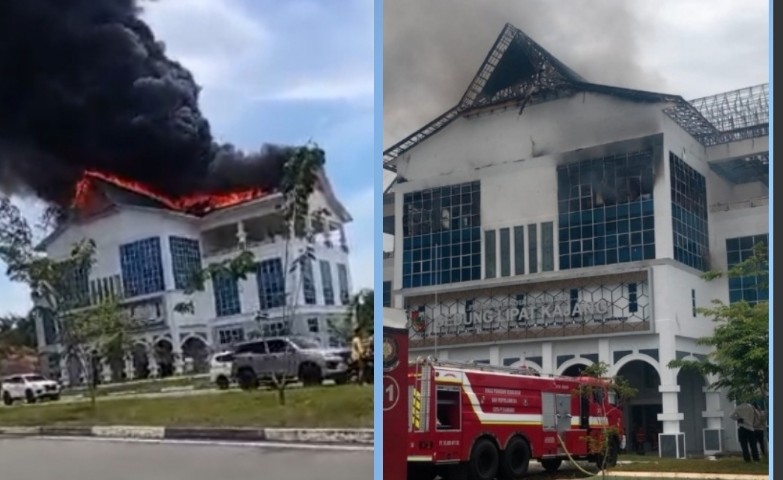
[0, 0, 296, 208]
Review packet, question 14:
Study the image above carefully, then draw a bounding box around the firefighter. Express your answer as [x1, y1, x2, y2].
[351, 327, 367, 385]
[634, 425, 646, 454]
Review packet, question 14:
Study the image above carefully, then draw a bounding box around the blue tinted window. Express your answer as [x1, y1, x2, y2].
[169, 236, 201, 290]
[557, 149, 655, 270]
[62, 263, 90, 309]
[120, 237, 165, 297]
[725, 234, 768, 305]
[257, 258, 286, 309]
[302, 258, 316, 305]
[337, 263, 350, 305]
[670, 153, 709, 270]
[319, 260, 334, 305]
[212, 271, 241, 317]
[383, 281, 391, 307]
[402, 181, 481, 288]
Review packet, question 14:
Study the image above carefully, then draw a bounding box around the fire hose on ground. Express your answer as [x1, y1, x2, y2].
[555, 432, 612, 478]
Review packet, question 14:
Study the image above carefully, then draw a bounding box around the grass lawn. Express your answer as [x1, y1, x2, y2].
[0, 385, 372, 428]
[614, 453, 769, 475]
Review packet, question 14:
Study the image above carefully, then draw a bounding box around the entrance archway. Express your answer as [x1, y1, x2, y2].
[616, 359, 662, 455]
[155, 339, 174, 378]
[678, 368, 707, 455]
[132, 343, 150, 379]
[181, 337, 209, 374]
[106, 345, 125, 383]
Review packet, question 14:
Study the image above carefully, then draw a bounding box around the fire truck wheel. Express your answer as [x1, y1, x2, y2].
[498, 436, 530, 480]
[539, 458, 562, 473]
[595, 436, 619, 469]
[468, 438, 500, 480]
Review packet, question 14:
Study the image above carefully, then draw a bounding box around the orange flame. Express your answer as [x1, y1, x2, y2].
[71, 170, 266, 215]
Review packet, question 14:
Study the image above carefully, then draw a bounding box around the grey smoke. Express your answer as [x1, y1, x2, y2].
[383, 0, 670, 149]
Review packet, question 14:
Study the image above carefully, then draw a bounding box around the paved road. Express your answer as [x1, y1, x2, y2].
[0, 437, 373, 480]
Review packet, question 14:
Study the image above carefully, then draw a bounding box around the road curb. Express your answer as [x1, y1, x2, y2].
[0, 425, 373, 445]
[264, 428, 373, 445]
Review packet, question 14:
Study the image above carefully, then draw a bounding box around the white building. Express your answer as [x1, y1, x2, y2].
[35, 169, 354, 386]
[383, 24, 768, 457]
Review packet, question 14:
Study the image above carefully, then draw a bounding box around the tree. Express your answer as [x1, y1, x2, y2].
[572, 361, 637, 474]
[173, 143, 328, 405]
[329, 288, 374, 343]
[0, 198, 136, 407]
[667, 242, 768, 403]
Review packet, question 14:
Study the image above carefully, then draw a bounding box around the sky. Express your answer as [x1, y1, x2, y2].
[382, 0, 769, 250]
[0, 0, 374, 316]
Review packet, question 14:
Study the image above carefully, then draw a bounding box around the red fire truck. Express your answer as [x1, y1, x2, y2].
[406, 357, 624, 480]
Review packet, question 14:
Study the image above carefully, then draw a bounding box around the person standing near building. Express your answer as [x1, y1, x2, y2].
[751, 401, 766, 458]
[730, 401, 760, 462]
[351, 327, 367, 385]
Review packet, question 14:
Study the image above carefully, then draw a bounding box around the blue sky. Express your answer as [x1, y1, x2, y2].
[0, 0, 374, 316]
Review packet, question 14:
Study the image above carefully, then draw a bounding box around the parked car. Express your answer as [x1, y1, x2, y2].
[1, 373, 61, 405]
[209, 351, 235, 390]
[231, 336, 350, 389]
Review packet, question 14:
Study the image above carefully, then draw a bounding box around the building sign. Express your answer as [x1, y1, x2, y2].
[408, 278, 649, 339]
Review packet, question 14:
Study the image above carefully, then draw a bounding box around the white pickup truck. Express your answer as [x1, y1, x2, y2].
[1, 373, 61, 405]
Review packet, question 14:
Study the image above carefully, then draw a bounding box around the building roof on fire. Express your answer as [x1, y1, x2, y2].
[383, 23, 769, 176]
[36, 168, 352, 252]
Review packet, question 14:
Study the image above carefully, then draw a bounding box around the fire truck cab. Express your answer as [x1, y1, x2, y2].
[407, 357, 624, 480]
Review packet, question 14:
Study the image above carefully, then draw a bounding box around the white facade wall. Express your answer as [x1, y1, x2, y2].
[387, 90, 768, 455]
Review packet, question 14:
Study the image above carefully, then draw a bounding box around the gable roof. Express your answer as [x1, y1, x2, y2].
[384, 23, 766, 168]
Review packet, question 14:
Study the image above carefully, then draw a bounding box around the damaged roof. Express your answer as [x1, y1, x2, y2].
[383, 23, 768, 168]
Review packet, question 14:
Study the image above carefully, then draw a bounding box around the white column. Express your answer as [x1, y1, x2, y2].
[339, 224, 348, 252]
[702, 388, 724, 430]
[541, 342, 554, 375]
[598, 338, 611, 365]
[124, 354, 135, 381]
[148, 352, 159, 378]
[658, 385, 684, 433]
[59, 355, 70, 388]
[100, 359, 112, 384]
[236, 221, 247, 248]
[489, 346, 500, 366]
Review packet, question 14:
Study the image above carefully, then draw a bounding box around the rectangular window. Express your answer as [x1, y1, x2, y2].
[402, 181, 481, 288]
[485, 230, 496, 278]
[383, 281, 391, 307]
[557, 149, 656, 270]
[541, 222, 554, 271]
[257, 258, 286, 309]
[119, 237, 165, 298]
[670, 152, 709, 271]
[217, 327, 244, 345]
[499, 228, 510, 277]
[302, 258, 316, 305]
[691, 289, 696, 317]
[528, 224, 538, 273]
[725, 234, 768, 305]
[212, 271, 241, 317]
[319, 260, 334, 305]
[514, 226, 525, 275]
[169, 236, 202, 290]
[383, 215, 395, 235]
[308, 318, 319, 333]
[337, 263, 350, 305]
[629, 283, 638, 313]
[61, 263, 90, 309]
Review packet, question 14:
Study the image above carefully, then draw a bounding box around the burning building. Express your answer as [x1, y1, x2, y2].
[383, 24, 768, 457]
[36, 166, 354, 385]
[0, 1, 356, 386]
